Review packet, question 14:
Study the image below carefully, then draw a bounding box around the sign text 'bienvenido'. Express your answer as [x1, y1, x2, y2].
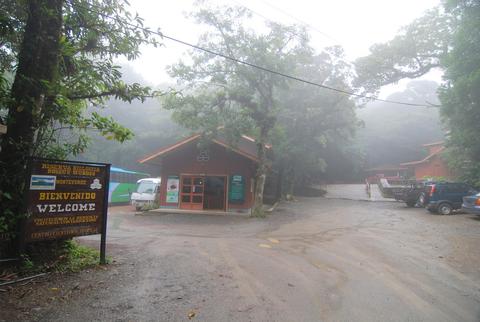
[25, 158, 110, 242]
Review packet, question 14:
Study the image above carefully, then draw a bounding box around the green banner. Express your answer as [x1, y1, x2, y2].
[229, 175, 245, 204]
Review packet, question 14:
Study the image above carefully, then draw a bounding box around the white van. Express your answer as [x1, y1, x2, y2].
[130, 178, 161, 210]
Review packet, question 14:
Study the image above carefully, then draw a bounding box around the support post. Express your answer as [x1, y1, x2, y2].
[100, 164, 111, 265]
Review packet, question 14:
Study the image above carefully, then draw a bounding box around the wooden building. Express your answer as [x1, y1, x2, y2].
[400, 142, 454, 179]
[139, 133, 268, 213]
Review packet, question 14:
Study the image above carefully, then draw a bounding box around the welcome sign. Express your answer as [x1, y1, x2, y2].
[25, 158, 110, 242]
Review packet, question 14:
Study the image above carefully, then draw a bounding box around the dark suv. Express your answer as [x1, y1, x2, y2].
[423, 182, 477, 215]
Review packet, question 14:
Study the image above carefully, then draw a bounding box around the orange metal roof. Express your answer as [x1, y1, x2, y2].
[138, 134, 201, 164]
[138, 133, 268, 164]
[365, 165, 408, 172]
[422, 141, 444, 147]
[400, 146, 445, 166]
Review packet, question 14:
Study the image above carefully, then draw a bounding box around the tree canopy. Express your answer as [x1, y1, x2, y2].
[357, 80, 444, 168]
[165, 4, 359, 210]
[0, 0, 162, 236]
[355, 0, 480, 186]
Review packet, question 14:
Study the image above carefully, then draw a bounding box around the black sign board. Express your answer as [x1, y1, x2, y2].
[24, 158, 110, 263]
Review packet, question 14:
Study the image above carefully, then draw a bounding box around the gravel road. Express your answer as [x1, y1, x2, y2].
[2, 195, 480, 322]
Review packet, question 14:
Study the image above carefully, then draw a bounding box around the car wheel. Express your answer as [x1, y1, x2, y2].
[406, 201, 416, 207]
[438, 203, 453, 215]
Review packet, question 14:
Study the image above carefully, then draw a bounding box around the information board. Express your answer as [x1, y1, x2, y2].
[166, 176, 180, 203]
[228, 175, 245, 204]
[25, 158, 110, 243]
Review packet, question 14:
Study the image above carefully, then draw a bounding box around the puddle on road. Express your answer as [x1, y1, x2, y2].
[258, 244, 272, 249]
[267, 238, 280, 244]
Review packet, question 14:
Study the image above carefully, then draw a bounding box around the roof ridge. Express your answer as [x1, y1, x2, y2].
[400, 146, 445, 166]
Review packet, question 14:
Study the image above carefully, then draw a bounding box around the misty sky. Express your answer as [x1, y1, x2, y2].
[124, 0, 441, 97]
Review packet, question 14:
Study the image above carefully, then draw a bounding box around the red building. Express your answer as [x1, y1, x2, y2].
[365, 165, 408, 182]
[139, 133, 268, 213]
[401, 142, 454, 179]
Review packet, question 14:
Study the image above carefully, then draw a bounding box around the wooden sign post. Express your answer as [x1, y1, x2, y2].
[23, 158, 111, 264]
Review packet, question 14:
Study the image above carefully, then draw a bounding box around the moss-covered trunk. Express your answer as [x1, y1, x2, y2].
[251, 127, 268, 217]
[0, 0, 63, 238]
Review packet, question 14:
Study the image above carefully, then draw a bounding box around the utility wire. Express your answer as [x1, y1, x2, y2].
[228, 0, 312, 44]
[160, 33, 434, 107]
[226, 0, 357, 75]
[257, 0, 340, 44]
[81, 3, 436, 108]
[230, 0, 358, 64]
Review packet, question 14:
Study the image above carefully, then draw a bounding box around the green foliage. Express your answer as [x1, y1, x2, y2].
[166, 3, 359, 200]
[19, 240, 100, 274]
[0, 0, 163, 159]
[357, 80, 444, 168]
[166, 4, 315, 214]
[274, 46, 359, 190]
[20, 254, 35, 271]
[354, 0, 480, 185]
[165, 4, 310, 136]
[55, 240, 100, 272]
[422, 175, 447, 182]
[439, 0, 480, 187]
[0, 0, 162, 240]
[77, 73, 185, 169]
[354, 6, 453, 95]
[138, 201, 160, 212]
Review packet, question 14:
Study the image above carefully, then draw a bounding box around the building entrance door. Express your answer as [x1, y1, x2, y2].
[203, 176, 226, 211]
[180, 176, 204, 210]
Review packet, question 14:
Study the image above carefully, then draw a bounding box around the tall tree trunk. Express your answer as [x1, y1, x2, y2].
[285, 167, 295, 198]
[274, 162, 284, 201]
[0, 0, 63, 236]
[251, 126, 268, 217]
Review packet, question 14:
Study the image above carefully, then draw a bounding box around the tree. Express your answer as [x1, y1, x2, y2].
[354, 6, 453, 95]
[165, 5, 311, 216]
[439, 0, 480, 186]
[354, 0, 480, 186]
[357, 80, 444, 168]
[273, 47, 358, 194]
[1, 0, 63, 237]
[77, 67, 185, 171]
[0, 0, 161, 237]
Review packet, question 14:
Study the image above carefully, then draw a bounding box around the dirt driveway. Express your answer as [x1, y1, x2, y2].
[2, 197, 480, 322]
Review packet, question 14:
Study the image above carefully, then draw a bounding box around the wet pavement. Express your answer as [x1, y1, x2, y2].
[324, 183, 391, 201]
[2, 194, 480, 321]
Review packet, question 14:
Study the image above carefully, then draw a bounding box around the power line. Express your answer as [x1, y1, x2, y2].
[160, 34, 435, 107]
[225, 0, 357, 76]
[81, 3, 435, 108]
[257, 0, 340, 44]
[227, 0, 312, 44]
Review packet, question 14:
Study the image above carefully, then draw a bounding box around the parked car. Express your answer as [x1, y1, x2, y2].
[423, 182, 476, 215]
[392, 181, 426, 207]
[130, 178, 161, 211]
[462, 193, 480, 215]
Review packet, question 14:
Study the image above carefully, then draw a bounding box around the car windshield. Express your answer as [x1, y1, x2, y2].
[136, 181, 156, 194]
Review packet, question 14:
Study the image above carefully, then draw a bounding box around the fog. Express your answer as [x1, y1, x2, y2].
[76, 0, 446, 184]
[124, 0, 440, 93]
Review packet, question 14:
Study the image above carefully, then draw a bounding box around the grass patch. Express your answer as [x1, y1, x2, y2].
[139, 201, 160, 211]
[19, 240, 102, 275]
[54, 240, 101, 273]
